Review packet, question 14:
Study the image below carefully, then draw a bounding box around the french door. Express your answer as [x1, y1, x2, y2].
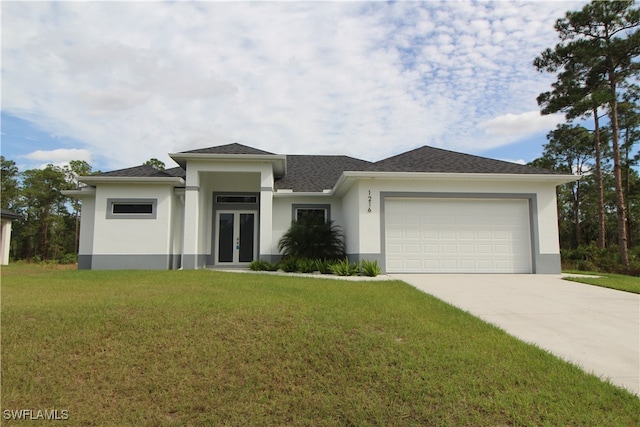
[215, 211, 257, 265]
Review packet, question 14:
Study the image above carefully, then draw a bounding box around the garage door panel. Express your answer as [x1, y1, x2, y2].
[458, 230, 474, 240]
[476, 230, 492, 240]
[459, 245, 474, 254]
[477, 244, 492, 254]
[459, 260, 475, 270]
[495, 260, 512, 271]
[440, 230, 456, 239]
[405, 229, 420, 239]
[387, 243, 403, 255]
[477, 260, 494, 270]
[422, 230, 438, 239]
[444, 245, 460, 254]
[405, 259, 422, 270]
[385, 198, 532, 273]
[405, 244, 421, 254]
[423, 260, 439, 270]
[423, 244, 438, 254]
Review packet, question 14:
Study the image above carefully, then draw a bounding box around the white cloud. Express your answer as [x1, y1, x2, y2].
[1, 1, 586, 170]
[24, 148, 93, 164]
[480, 111, 563, 139]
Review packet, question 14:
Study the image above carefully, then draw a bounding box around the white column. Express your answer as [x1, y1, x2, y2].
[0, 219, 12, 265]
[259, 168, 274, 261]
[182, 167, 201, 269]
[77, 195, 96, 270]
[259, 187, 273, 261]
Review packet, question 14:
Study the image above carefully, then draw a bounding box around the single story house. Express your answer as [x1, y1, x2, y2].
[64, 143, 576, 273]
[1, 208, 21, 265]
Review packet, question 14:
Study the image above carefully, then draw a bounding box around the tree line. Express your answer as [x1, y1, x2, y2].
[532, 0, 640, 273]
[1, 157, 92, 263]
[1, 157, 165, 263]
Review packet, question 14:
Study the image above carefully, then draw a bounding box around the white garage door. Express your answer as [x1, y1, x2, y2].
[385, 198, 532, 273]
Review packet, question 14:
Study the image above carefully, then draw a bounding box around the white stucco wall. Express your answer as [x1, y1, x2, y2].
[340, 184, 364, 255]
[535, 184, 562, 254]
[92, 184, 177, 255]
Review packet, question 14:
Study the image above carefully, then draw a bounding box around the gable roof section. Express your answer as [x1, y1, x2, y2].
[95, 164, 186, 178]
[275, 155, 372, 192]
[170, 142, 286, 176]
[179, 143, 276, 155]
[78, 164, 186, 187]
[369, 146, 564, 175]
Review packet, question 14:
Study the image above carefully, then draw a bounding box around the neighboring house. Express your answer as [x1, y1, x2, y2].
[1, 208, 21, 265]
[64, 143, 576, 273]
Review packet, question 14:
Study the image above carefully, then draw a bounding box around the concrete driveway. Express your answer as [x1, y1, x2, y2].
[392, 274, 640, 396]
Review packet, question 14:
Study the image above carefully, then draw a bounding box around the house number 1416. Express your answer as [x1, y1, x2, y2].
[368, 190, 372, 213]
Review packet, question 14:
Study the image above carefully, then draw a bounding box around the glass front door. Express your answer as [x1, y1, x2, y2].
[215, 211, 257, 265]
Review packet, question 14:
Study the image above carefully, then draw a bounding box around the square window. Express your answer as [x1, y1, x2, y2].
[296, 208, 327, 224]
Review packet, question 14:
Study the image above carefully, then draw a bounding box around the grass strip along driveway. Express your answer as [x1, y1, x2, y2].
[2, 265, 639, 426]
[563, 271, 640, 294]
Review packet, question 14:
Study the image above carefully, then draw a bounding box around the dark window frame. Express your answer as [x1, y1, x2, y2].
[215, 195, 258, 204]
[106, 198, 157, 219]
[292, 204, 331, 224]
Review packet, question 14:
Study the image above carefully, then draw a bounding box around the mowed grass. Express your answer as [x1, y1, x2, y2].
[563, 271, 640, 294]
[2, 265, 638, 426]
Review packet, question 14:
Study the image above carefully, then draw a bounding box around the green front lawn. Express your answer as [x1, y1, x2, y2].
[2, 265, 638, 426]
[564, 271, 640, 294]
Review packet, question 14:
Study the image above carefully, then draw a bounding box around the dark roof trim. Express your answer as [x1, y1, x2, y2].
[1, 208, 21, 220]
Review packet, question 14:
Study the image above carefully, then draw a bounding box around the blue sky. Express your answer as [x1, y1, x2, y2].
[2, 0, 585, 173]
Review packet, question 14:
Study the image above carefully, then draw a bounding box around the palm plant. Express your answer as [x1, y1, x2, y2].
[278, 219, 346, 260]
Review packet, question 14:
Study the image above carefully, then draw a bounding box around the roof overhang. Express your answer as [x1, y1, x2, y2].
[273, 189, 334, 198]
[332, 171, 579, 197]
[61, 187, 97, 198]
[169, 153, 287, 178]
[0, 210, 21, 220]
[76, 176, 186, 186]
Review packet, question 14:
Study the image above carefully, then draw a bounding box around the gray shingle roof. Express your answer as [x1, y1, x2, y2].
[95, 165, 185, 178]
[369, 146, 563, 175]
[89, 144, 567, 191]
[179, 143, 275, 155]
[164, 166, 187, 178]
[275, 155, 372, 192]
